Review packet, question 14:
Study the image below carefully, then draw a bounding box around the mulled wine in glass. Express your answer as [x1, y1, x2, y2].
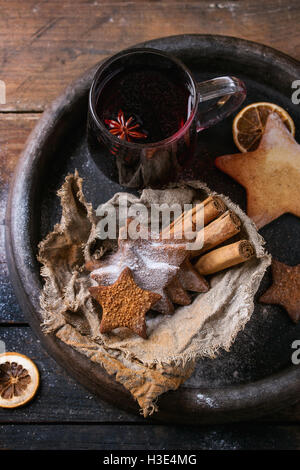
[87, 48, 246, 188]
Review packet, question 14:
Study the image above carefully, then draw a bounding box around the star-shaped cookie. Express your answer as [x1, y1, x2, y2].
[89, 267, 161, 338]
[215, 113, 300, 228]
[259, 259, 300, 323]
[89, 220, 188, 314]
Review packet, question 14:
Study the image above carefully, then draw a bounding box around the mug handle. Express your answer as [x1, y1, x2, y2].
[196, 76, 246, 131]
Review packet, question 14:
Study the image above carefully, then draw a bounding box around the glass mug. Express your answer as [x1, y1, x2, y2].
[87, 48, 246, 188]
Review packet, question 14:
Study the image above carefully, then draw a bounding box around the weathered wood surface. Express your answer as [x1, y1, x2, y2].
[0, 0, 300, 449]
[0, 327, 139, 423]
[0, 115, 38, 323]
[0, 326, 299, 424]
[0, 0, 300, 112]
[1, 423, 300, 450]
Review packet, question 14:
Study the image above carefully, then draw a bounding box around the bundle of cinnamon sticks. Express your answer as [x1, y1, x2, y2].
[161, 195, 255, 276]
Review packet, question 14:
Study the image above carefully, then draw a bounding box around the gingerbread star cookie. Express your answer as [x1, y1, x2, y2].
[215, 113, 300, 228]
[259, 259, 300, 323]
[89, 267, 161, 338]
[89, 221, 188, 314]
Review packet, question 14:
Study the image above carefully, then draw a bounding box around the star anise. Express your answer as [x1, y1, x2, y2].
[105, 110, 147, 142]
[0, 361, 31, 400]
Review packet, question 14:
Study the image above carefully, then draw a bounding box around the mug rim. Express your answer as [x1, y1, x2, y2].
[89, 47, 198, 149]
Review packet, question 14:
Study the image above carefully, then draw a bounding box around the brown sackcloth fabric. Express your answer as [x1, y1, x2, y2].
[38, 172, 271, 416]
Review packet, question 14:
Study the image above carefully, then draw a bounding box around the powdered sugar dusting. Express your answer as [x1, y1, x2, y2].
[139, 252, 175, 272]
[91, 233, 186, 312]
[196, 393, 216, 408]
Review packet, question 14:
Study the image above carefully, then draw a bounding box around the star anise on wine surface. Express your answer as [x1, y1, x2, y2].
[0, 361, 31, 400]
[105, 110, 147, 142]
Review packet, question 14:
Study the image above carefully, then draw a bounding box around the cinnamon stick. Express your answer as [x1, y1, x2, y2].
[188, 210, 241, 256]
[195, 240, 255, 275]
[161, 195, 226, 239]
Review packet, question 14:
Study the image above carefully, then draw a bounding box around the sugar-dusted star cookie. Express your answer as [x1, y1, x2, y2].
[89, 267, 161, 338]
[215, 113, 300, 228]
[88, 220, 188, 315]
[259, 259, 300, 323]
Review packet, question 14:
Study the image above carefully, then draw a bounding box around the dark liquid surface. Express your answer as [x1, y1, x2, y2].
[96, 68, 192, 143]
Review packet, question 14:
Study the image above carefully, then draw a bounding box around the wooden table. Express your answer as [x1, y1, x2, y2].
[1, 0, 300, 450]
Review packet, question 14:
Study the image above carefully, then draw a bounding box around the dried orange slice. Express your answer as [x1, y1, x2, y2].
[0, 352, 39, 408]
[233, 102, 295, 152]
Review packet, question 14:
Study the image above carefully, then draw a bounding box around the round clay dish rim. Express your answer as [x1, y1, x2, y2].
[5, 35, 300, 423]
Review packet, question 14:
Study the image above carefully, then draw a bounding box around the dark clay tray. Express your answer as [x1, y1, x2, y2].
[6, 35, 300, 424]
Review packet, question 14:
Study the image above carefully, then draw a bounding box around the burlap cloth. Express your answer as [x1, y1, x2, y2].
[38, 171, 271, 416]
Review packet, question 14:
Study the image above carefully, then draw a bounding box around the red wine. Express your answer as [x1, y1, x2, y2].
[87, 49, 199, 187]
[96, 68, 192, 143]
